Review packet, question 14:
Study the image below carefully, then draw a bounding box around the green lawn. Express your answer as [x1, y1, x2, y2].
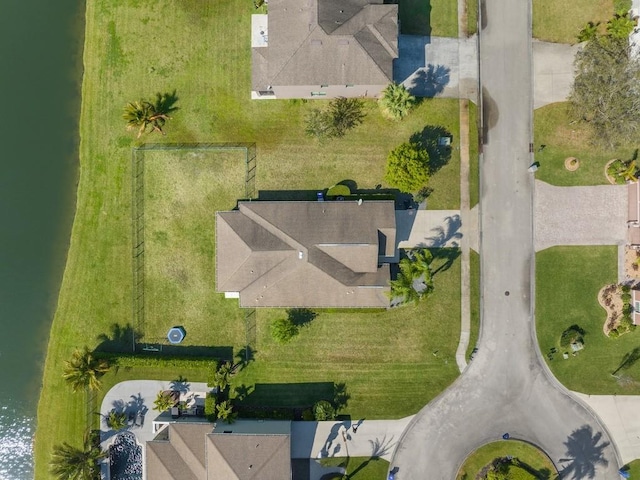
[468, 102, 480, 207]
[466, 0, 478, 36]
[400, 0, 458, 37]
[532, 0, 618, 43]
[466, 250, 480, 362]
[34, 0, 463, 477]
[320, 456, 390, 480]
[536, 247, 640, 394]
[456, 440, 557, 479]
[622, 459, 640, 477]
[534, 103, 635, 186]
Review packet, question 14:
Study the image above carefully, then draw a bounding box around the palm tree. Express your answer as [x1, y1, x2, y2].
[106, 410, 127, 430]
[50, 435, 105, 480]
[123, 91, 179, 138]
[409, 249, 434, 295]
[123, 101, 154, 138]
[389, 259, 420, 304]
[216, 400, 236, 423]
[379, 83, 416, 120]
[213, 361, 233, 391]
[153, 390, 176, 412]
[62, 347, 110, 393]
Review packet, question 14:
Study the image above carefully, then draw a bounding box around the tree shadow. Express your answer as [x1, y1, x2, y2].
[428, 248, 461, 276]
[409, 125, 453, 173]
[417, 215, 462, 248]
[96, 323, 141, 353]
[407, 64, 451, 97]
[170, 375, 190, 394]
[369, 435, 396, 457]
[558, 425, 609, 479]
[515, 459, 552, 480]
[612, 346, 640, 376]
[333, 382, 350, 411]
[234, 345, 256, 372]
[233, 384, 254, 402]
[349, 456, 381, 478]
[153, 89, 179, 115]
[288, 308, 317, 328]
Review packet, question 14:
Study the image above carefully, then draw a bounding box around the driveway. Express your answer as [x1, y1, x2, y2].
[533, 40, 581, 109]
[574, 393, 640, 464]
[390, 0, 621, 478]
[395, 209, 463, 251]
[395, 35, 578, 108]
[534, 180, 627, 252]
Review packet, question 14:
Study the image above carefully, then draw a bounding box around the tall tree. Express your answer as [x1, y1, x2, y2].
[62, 347, 109, 393]
[569, 31, 640, 148]
[328, 97, 366, 137]
[216, 400, 236, 423]
[50, 436, 105, 480]
[379, 83, 416, 120]
[389, 258, 421, 304]
[409, 249, 434, 294]
[213, 361, 233, 391]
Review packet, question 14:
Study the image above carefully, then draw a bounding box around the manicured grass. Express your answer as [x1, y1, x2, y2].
[456, 440, 557, 479]
[621, 459, 640, 477]
[536, 247, 640, 394]
[320, 456, 390, 480]
[468, 101, 479, 207]
[532, 0, 615, 43]
[466, 0, 478, 36]
[534, 103, 635, 186]
[143, 150, 246, 346]
[399, 0, 458, 37]
[34, 0, 463, 477]
[466, 250, 480, 362]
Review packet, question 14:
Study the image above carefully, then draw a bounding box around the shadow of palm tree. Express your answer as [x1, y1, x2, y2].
[408, 64, 451, 97]
[430, 248, 461, 276]
[558, 425, 609, 479]
[419, 215, 462, 248]
[170, 375, 190, 394]
[234, 345, 256, 372]
[369, 435, 396, 458]
[333, 383, 350, 410]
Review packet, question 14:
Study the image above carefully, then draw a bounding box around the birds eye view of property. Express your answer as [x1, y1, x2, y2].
[35, 0, 640, 479]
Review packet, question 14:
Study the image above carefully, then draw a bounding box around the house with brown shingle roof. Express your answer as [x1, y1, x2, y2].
[251, 0, 398, 99]
[146, 421, 291, 480]
[216, 200, 396, 308]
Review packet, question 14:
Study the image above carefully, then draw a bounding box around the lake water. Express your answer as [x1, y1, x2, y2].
[0, 1, 83, 478]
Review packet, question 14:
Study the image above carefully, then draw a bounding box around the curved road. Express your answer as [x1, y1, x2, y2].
[390, 1, 621, 478]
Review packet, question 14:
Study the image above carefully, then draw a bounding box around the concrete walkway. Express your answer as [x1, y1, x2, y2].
[534, 180, 627, 252]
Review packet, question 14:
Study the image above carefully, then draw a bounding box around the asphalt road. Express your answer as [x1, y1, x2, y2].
[390, 1, 621, 478]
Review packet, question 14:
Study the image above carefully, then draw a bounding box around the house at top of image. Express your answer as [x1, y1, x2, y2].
[251, 0, 398, 99]
[216, 200, 396, 308]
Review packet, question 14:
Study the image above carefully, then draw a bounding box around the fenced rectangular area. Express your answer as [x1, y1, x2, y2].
[132, 144, 256, 351]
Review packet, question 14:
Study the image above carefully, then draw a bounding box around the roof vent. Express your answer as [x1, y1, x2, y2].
[311, 39, 322, 46]
[298, 251, 304, 259]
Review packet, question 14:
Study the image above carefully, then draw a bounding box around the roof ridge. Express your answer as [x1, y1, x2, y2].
[351, 32, 391, 80]
[215, 213, 253, 291]
[170, 425, 206, 477]
[239, 203, 306, 253]
[270, 24, 318, 86]
[366, 22, 396, 58]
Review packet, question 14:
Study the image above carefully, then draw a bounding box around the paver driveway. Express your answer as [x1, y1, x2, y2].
[534, 180, 627, 252]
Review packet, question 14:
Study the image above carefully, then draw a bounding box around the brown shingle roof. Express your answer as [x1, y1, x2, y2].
[255, 0, 397, 90]
[206, 433, 291, 480]
[146, 424, 213, 480]
[216, 201, 395, 308]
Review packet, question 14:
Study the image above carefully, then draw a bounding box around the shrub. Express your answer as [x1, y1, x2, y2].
[621, 284, 631, 293]
[326, 184, 351, 197]
[313, 400, 336, 421]
[623, 303, 633, 316]
[384, 142, 430, 193]
[622, 292, 632, 303]
[560, 325, 585, 348]
[106, 411, 127, 430]
[610, 328, 620, 338]
[205, 392, 217, 421]
[270, 317, 299, 344]
[302, 409, 314, 421]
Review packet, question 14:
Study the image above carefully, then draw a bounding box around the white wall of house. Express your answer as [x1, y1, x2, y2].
[252, 84, 386, 100]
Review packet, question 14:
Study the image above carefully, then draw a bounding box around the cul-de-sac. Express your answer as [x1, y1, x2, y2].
[36, 0, 640, 479]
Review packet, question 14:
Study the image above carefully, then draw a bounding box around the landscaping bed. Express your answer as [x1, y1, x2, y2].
[536, 246, 640, 394]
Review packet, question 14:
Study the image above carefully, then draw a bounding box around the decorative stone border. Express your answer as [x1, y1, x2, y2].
[564, 157, 579, 171]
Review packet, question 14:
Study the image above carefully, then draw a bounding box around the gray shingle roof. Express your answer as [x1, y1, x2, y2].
[216, 201, 396, 308]
[256, 0, 397, 89]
